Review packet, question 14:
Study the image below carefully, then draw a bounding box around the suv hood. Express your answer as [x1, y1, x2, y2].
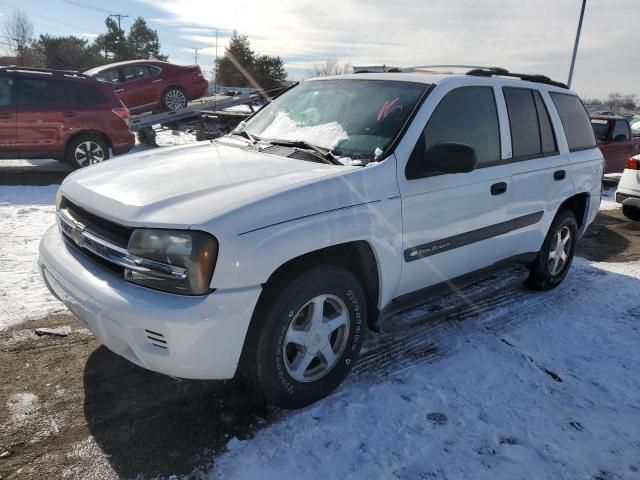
[61, 141, 353, 227]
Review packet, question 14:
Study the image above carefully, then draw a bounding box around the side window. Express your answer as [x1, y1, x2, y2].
[406, 86, 501, 179]
[15, 76, 68, 108]
[533, 91, 557, 154]
[611, 120, 630, 141]
[590, 119, 610, 142]
[147, 66, 161, 76]
[503, 88, 540, 159]
[0, 77, 12, 106]
[550, 92, 596, 152]
[122, 66, 149, 82]
[69, 82, 107, 107]
[94, 69, 120, 83]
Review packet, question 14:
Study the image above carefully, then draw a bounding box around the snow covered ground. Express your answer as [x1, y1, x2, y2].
[1, 171, 637, 479]
[213, 256, 640, 480]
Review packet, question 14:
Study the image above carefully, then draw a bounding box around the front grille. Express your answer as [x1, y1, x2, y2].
[61, 197, 132, 248]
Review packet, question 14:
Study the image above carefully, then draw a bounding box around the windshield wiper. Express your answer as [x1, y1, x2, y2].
[229, 129, 260, 148]
[266, 138, 343, 165]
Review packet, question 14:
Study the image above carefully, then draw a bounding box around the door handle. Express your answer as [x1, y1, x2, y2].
[554, 170, 566, 181]
[114, 88, 125, 93]
[63, 111, 77, 117]
[152, 78, 163, 84]
[491, 182, 508, 196]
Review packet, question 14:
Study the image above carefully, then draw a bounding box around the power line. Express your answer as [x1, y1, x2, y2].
[59, 0, 113, 15]
[0, 1, 91, 33]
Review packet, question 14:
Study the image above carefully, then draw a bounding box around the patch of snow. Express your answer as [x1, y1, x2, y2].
[259, 111, 349, 150]
[0, 185, 67, 328]
[6, 393, 40, 426]
[211, 257, 640, 480]
[600, 185, 619, 211]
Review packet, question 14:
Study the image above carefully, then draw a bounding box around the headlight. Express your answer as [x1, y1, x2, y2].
[125, 229, 218, 295]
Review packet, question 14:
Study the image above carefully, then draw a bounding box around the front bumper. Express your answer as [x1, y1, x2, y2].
[38, 224, 261, 380]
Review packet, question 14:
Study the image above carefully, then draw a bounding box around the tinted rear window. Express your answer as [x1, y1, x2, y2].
[504, 88, 540, 159]
[70, 82, 108, 106]
[550, 93, 596, 151]
[15, 76, 68, 108]
[533, 91, 557, 154]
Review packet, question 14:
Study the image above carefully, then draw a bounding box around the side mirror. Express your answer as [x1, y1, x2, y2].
[423, 142, 477, 174]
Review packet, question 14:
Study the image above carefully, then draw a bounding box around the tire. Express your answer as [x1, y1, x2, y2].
[161, 87, 187, 111]
[65, 134, 109, 169]
[244, 266, 367, 409]
[622, 198, 640, 221]
[525, 209, 578, 290]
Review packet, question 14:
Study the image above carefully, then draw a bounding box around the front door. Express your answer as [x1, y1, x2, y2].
[0, 75, 17, 158]
[396, 84, 514, 297]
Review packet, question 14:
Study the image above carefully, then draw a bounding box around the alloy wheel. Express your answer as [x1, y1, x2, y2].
[165, 89, 187, 110]
[74, 141, 105, 167]
[548, 225, 572, 276]
[283, 294, 350, 383]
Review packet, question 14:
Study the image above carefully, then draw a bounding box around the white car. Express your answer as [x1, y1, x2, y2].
[39, 69, 603, 408]
[616, 154, 640, 220]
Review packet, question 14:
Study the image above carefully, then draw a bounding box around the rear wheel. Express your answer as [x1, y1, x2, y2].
[65, 134, 109, 169]
[526, 209, 578, 290]
[244, 266, 366, 408]
[162, 87, 187, 110]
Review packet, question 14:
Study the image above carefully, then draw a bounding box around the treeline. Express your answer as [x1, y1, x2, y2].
[1, 10, 165, 71]
[583, 93, 638, 111]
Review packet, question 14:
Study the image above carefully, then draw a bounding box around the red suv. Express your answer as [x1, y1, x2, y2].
[85, 60, 209, 114]
[0, 67, 134, 169]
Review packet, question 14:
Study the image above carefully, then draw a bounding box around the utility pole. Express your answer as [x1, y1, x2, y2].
[567, 0, 586, 89]
[191, 47, 201, 64]
[108, 13, 129, 32]
[214, 27, 218, 108]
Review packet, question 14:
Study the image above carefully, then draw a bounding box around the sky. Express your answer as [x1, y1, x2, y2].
[0, 0, 637, 99]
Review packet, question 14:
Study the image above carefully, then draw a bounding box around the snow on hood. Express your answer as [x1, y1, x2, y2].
[259, 111, 349, 150]
[60, 141, 347, 228]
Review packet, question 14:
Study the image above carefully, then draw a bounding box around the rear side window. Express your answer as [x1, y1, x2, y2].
[94, 69, 120, 83]
[590, 119, 610, 142]
[122, 66, 149, 82]
[15, 76, 68, 108]
[407, 86, 500, 178]
[70, 82, 108, 107]
[147, 66, 161, 76]
[0, 77, 12, 106]
[611, 119, 630, 141]
[550, 92, 596, 151]
[503, 87, 558, 160]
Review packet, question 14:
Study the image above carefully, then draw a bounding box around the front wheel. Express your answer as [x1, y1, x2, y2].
[526, 209, 578, 290]
[245, 266, 367, 408]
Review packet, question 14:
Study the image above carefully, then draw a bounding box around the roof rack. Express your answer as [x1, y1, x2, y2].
[0, 66, 94, 80]
[466, 67, 568, 89]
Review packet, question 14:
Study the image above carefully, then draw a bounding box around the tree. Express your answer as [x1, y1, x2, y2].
[254, 55, 287, 89]
[215, 32, 286, 89]
[126, 17, 167, 61]
[93, 16, 166, 62]
[2, 10, 34, 65]
[307, 58, 352, 78]
[93, 17, 128, 60]
[32, 35, 103, 71]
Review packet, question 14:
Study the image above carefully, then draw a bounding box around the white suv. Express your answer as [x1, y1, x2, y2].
[39, 68, 603, 408]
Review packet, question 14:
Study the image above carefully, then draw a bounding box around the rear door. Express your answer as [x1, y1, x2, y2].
[15, 74, 82, 158]
[115, 65, 159, 111]
[502, 87, 573, 257]
[0, 74, 17, 158]
[396, 83, 515, 296]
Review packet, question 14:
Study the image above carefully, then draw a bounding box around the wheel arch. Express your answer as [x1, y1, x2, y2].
[558, 191, 590, 232]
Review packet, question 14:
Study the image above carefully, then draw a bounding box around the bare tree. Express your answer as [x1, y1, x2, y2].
[307, 58, 352, 78]
[2, 10, 34, 64]
[607, 92, 623, 112]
